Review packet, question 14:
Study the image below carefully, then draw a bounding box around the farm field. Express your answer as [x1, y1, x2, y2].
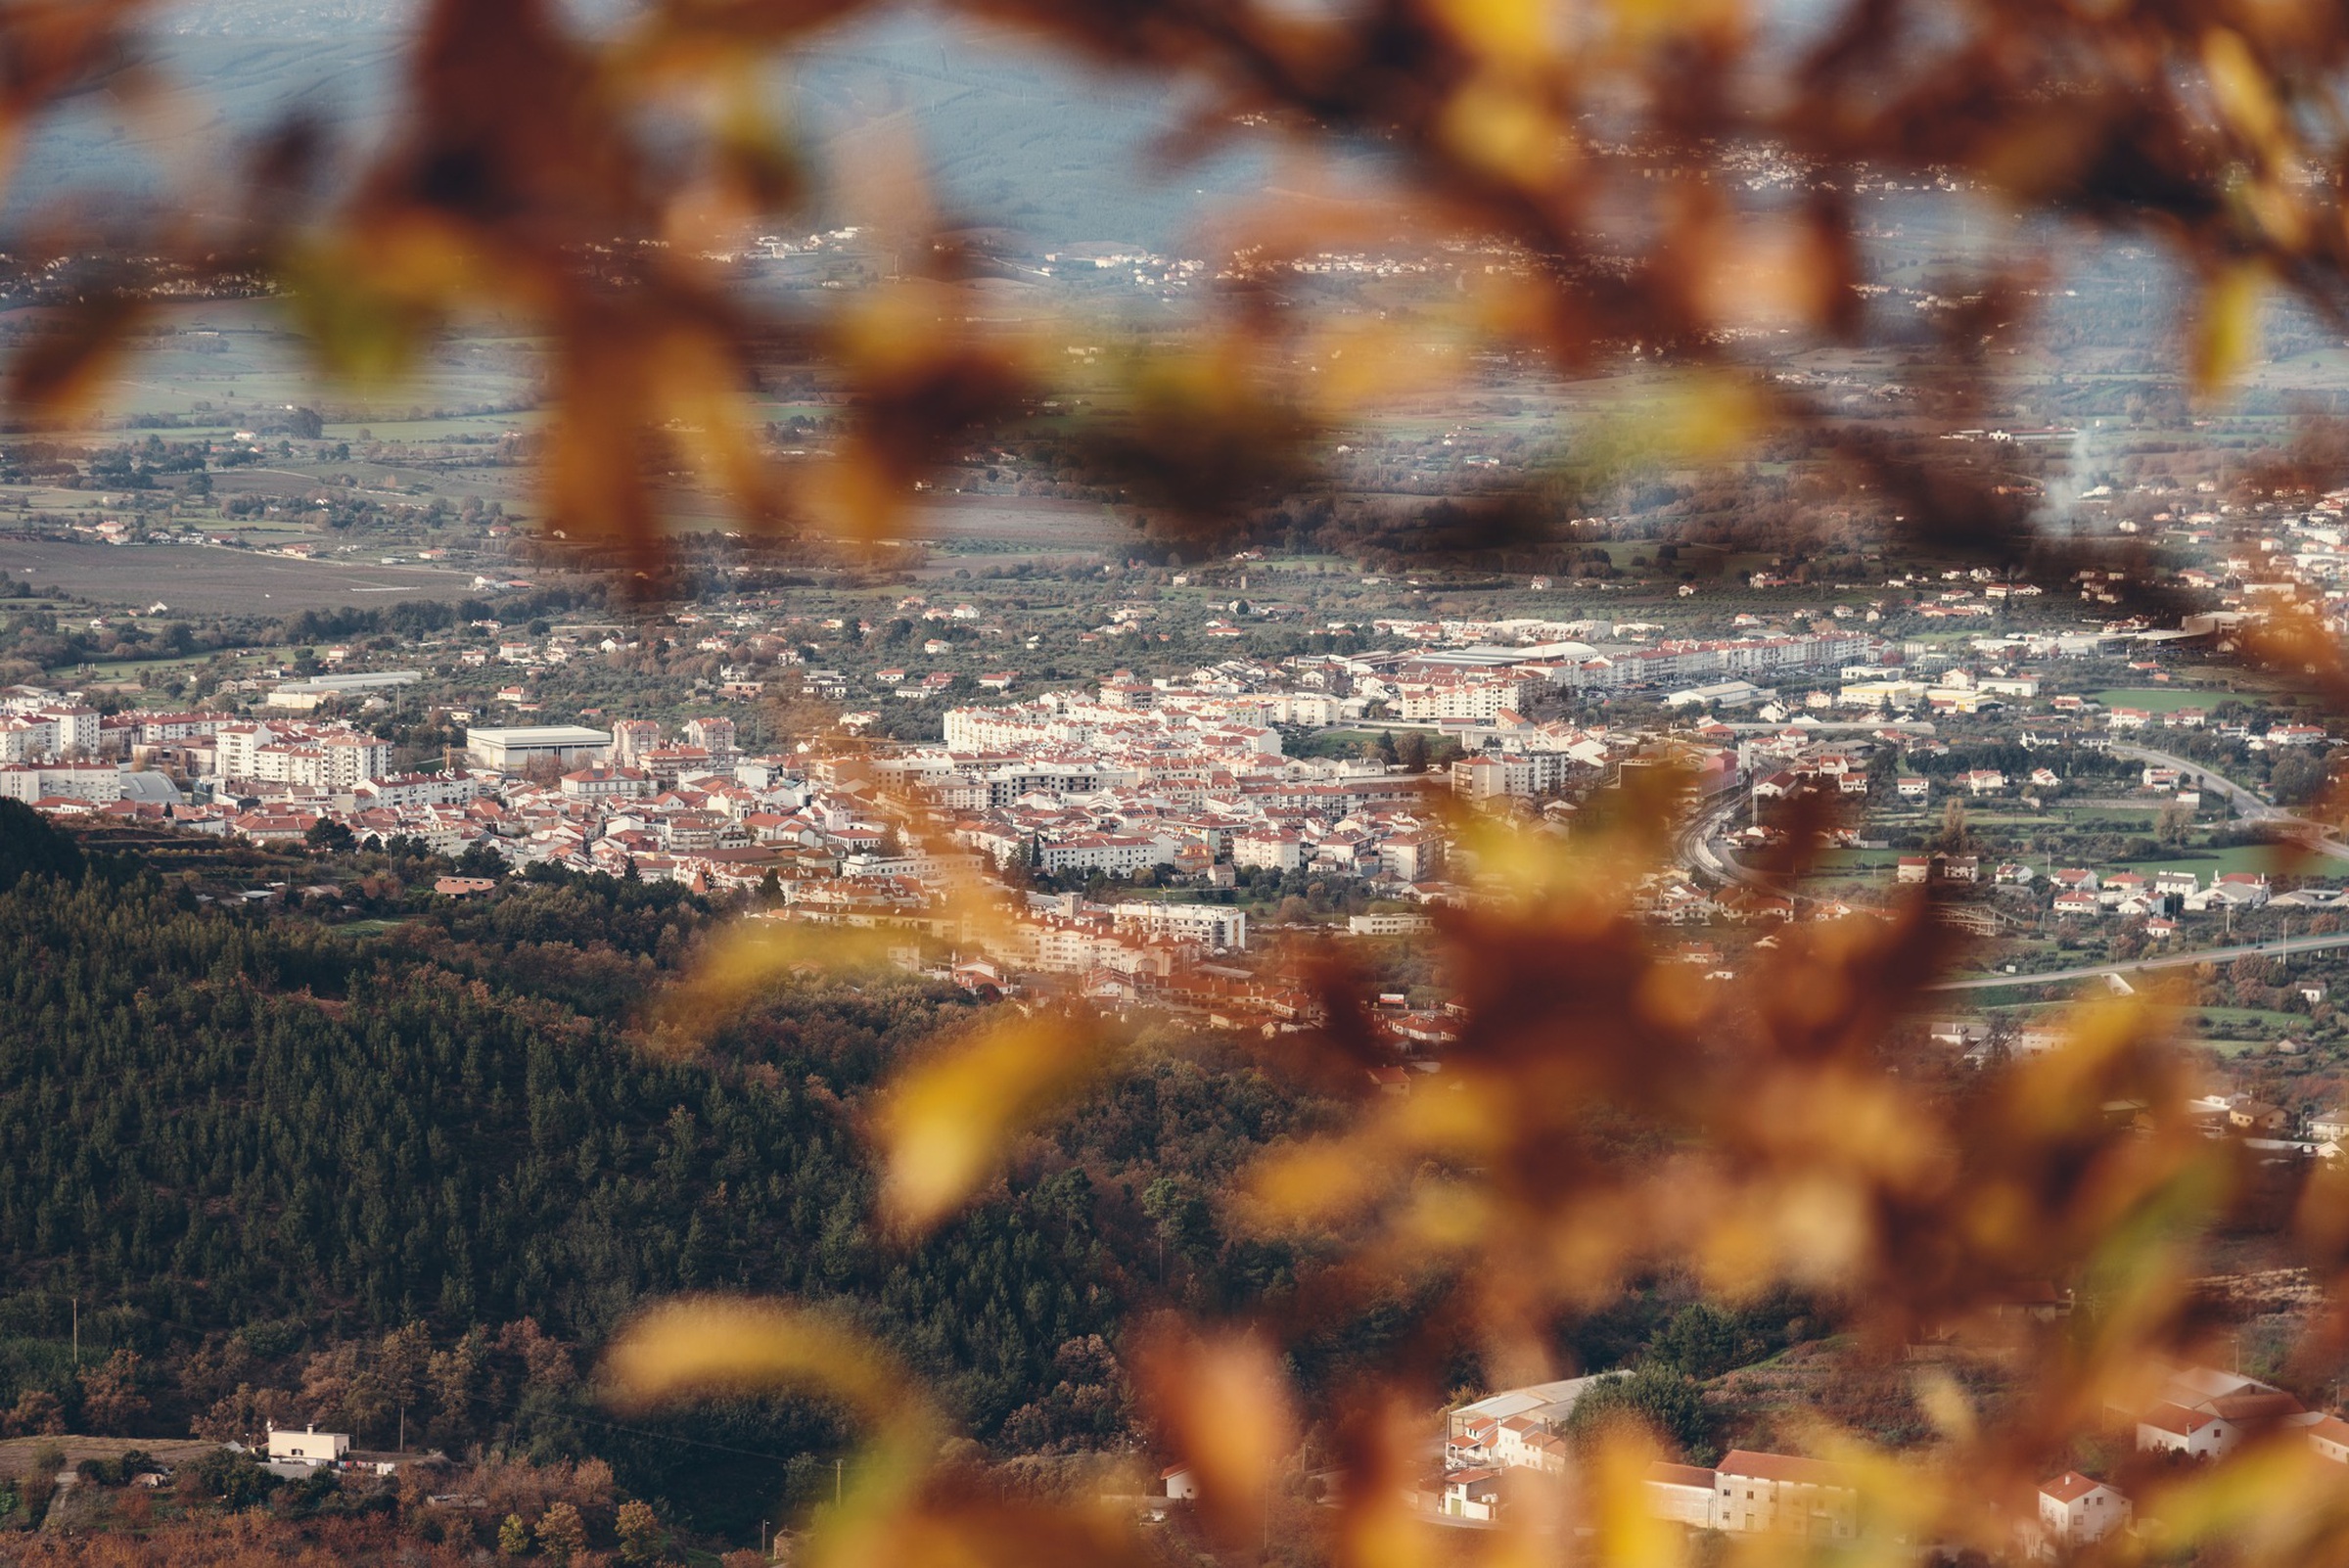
[0, 538, 481, 613]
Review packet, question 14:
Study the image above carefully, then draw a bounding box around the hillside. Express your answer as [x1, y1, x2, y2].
[0, 809, 1316, 1535]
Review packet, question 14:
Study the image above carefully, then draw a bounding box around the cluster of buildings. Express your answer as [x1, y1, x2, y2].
[914, 688, 1450, 894]
[1424, 1360, 2349, 1551]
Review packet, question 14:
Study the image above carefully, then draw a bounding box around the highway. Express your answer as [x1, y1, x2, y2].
[1928, 930, 2349, 992]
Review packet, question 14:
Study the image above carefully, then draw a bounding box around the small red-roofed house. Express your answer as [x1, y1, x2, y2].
[2137, 1401, 2235, 1457]
[2038, 1472, 2130, 1547]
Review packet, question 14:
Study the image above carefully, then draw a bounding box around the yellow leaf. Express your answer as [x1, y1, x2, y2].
[2191, 260, 2266, 397]
[602, 1296, 915, 1424]
[871, 1007, 1114, 1233]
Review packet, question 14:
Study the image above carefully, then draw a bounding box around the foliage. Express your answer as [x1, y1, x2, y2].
[0, 801, 83, 893]
[1564, 1366, 1712, 1463]
[497, 1511, 530, 1555]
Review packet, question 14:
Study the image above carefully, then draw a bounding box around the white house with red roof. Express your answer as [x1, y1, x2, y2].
[2038, 1472, 2130, 1547]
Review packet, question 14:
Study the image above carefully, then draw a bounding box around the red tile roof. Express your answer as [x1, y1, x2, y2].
[1717, 1450, 1849, 1488]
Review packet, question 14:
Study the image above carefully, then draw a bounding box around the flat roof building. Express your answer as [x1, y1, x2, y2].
[465, 725, 613, 770]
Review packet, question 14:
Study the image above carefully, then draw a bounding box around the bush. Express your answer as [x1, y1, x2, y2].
[1564, 1365, 1712, 1461]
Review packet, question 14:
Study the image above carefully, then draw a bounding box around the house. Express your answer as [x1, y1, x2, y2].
[2309, 1108, 2349, 1143]
[1712, 1451, 1855, 1539]
[2038, 1472, 2131, 1548]
[1162, 1464, 1199, 1500]
[2229, 1099, 2288, 1133]
[2308, 1413, 2349, 1464]
[266, 1426, 351, 1466]
[1897, 856, 1932, 885]
[1958, 768, 2007, 795]
[432, 876, 499, 898]
[1441, 1467, 1505, 1520]
[2137, 1401, 2236, 1457]
[1897, 776, 1930, 801]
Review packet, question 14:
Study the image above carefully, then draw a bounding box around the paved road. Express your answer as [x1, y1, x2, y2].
[2107, 743, 2349, 864]
[1927, 930, 2349, 992]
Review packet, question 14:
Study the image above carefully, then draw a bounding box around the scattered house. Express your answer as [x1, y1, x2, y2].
[1958, 768, 2007, 795]
[2038, 1472, 2131, 1549]
[2230, 1099, 2288, 1133]
[266, 1426, 352, 1466]
[2127, 1365, 2301, 1458]
[1897, 776, 1930, 801]
[1441, 1467, 1505, 1520]
[2137, 1402, 2236, 1457]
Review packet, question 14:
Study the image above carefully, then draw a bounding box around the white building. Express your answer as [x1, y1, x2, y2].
[0, 763, 124, 804]
[1232, 830, 1305, 871]
[1108, 900, 1248, 949]
[265, 1426, 351, 1465]
[464, 725, 614, 771]
[1713, 1450, 1856, 1539]
[1645, 1462, 1722, 1528]
[2038, 1472, 2130, 1548]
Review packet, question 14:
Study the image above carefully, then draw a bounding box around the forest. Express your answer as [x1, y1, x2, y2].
[0, 804, 1330, 1539]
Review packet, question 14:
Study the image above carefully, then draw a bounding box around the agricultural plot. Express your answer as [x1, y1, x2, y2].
[0, 538, 479, 613]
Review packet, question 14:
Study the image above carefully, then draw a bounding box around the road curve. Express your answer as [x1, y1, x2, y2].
[2106, 742, 2349, 864]
[1928, 930, 2349, 992]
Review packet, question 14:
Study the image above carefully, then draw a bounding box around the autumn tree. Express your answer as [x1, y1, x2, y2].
[617, 1499, 667, 1566]
[536, 1500, 588, 1565]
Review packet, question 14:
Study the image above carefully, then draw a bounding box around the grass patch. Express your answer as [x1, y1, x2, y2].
[2094, 687, 2236, 714]
[2119, 845, 2337, 881]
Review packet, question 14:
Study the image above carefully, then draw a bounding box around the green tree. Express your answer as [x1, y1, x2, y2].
[2271, 749, 2326, 806]
[1400, 732, 1430, 774]
[1564, 1365, 1711, 1460]
[1649, 1303, 1742, 1379]
[306, 818, 357, 854]
[498, 1511, 530, 1555]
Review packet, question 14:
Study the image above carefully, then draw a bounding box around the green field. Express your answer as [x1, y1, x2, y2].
[2094, 686, 2235, 714]
[2118, 845, 2334, 881]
